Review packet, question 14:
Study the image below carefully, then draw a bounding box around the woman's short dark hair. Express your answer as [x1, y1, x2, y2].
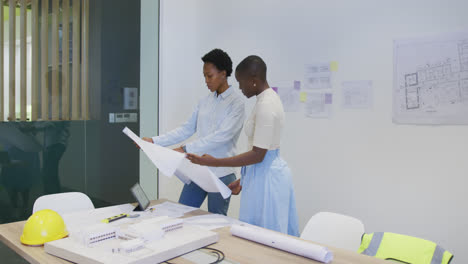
[202, 49, 233, 77]
[235, 55, 267, 81]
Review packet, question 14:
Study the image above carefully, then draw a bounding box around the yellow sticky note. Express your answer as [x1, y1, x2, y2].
[330, 61, 338, 72]
[300, 92, 307, 102]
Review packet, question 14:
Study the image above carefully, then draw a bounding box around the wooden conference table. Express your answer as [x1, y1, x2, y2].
[0, 199, 388, 264]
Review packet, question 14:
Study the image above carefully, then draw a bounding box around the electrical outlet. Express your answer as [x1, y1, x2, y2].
[109, 113, 138, 123]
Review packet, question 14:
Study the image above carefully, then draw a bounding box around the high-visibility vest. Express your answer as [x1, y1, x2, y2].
[358, 232, 453, 264]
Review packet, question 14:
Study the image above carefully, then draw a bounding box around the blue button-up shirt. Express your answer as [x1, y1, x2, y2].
[153, 86, 245, 178]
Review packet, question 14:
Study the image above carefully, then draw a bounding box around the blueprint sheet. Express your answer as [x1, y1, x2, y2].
[393, 32, 468, 124]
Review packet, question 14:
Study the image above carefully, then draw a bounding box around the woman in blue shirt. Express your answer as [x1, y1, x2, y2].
[187, 55, 299, 236]
[143, 49, 245, 215]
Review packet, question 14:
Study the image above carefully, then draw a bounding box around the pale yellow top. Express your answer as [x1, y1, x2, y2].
[245, 88, 285, 150]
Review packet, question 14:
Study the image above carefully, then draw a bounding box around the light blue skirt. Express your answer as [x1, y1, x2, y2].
[240, 149, 300, 236]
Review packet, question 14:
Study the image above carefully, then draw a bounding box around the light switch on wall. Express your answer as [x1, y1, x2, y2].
[124, 87, 138, 110]
[109, 113, 138, 123]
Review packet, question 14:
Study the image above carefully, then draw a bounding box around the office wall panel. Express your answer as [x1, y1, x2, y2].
[159, 0, 468, 262]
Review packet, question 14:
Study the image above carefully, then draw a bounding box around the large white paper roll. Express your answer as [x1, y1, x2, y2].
[230, 224, 333, 263]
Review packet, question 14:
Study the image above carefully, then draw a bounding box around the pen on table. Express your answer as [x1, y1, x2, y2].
[101, 213, 128, 223]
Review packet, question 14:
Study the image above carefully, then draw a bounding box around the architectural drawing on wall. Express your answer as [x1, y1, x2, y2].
[304, 63, 332, 90]
[341, 80, 373, 109]
[393, 32, 468, 124]
[304, 92, 333, 118]
[276, 80, 301, 112]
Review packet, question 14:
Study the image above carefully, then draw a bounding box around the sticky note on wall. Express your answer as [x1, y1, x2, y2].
[330, 61, 338, 72]
[294, 81, 301, 90]
[300, 92, 307, 102]
[325, 93, 333, 104]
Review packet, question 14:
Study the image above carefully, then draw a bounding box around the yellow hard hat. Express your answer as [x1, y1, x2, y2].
[20, 209, 69, 246]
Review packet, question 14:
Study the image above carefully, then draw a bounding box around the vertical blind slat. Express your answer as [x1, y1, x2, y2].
[0, 0, 4, 121]
[41, 0, 49, 120]
[51, 0, 59, 120]
[72, 0, 81, 120]
[20, 0, 27, 121]
[82, 0, 89, 120]
[9, 0, 16, 121]
[31, 0, 39, 121]
[62, 0, 70, 120]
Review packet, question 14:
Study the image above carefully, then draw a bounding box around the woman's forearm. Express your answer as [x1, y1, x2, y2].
[214, 147, 267, 167]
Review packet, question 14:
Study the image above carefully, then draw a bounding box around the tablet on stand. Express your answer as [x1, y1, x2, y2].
[130, 182, 150, 211]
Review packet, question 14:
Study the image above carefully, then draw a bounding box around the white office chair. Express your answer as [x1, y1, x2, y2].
[33, 192, 95, 216]
[300, 212, 365, 252]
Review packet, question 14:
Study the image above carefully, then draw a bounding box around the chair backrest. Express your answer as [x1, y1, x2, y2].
[33, 192, 95, 216]
[300, 211, 365, 251]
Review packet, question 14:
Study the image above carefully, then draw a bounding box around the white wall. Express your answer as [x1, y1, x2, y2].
[158, 0, 468, 262]
[139, 0, 159, 199]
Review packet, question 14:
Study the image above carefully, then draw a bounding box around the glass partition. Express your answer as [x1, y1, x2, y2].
[0, 0, 141, 225]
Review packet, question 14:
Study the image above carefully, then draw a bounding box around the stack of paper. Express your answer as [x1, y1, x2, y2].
[184, 213, 243, 231]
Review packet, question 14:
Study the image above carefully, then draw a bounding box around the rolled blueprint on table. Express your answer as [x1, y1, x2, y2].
[123, 127, 231, 199]
[230, 224, 333, 263]
[123, 127, 185, 177]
